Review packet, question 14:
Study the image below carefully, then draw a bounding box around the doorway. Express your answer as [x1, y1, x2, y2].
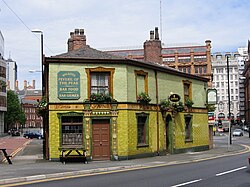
[92, 119, 110, 160]
[165, 114, 172, 153]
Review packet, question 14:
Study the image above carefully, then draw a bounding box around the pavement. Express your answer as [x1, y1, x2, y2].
[0, 134, 250, 186]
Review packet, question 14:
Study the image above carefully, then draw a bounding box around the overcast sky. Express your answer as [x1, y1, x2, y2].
[1, 0, 250, 89]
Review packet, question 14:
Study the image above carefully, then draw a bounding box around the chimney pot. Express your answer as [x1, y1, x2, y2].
[70, 32, 74, 37]
[155, 27, 159, 40]
[75, 29, 80, 35]
[80, 29, 84, 35]
[150, 30, 154, 40]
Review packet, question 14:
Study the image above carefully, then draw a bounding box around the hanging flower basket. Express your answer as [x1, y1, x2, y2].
[36, 97, 47, 117]
[185, 97, 194, 108]
[160, 99, 184, 114]
[137, 92, 151, 105]
[90, 93, 116, 103]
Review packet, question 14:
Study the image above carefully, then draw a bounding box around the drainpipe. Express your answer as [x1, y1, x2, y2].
[155, 70, 159, 155]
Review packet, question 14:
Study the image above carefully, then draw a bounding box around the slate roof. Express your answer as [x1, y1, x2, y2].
[53, 45, 124, 60]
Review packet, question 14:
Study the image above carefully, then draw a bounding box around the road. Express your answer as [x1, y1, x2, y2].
[9, 134, 249, 187]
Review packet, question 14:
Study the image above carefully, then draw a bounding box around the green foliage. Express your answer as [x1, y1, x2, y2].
[160, 99, 184, 113]
[5, 90, 26, 129]
[89, 93, 116, 103]
[137, 92, 151, 104]
[207, 104, 216, 112]
[36, 97, 47, 117]
[185, 97, 194, 108]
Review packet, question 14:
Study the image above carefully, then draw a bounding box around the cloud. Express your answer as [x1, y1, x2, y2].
[0, 0, 249, 89]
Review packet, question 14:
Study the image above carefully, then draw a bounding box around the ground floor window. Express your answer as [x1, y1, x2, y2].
[185, 114, 193, 141]
[61, 116, 83, 146]
[137, 113, 149, 146]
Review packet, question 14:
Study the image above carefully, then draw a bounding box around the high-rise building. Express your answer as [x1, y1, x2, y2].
[6, 57, 17, 91]
[211, 52, 241, 123]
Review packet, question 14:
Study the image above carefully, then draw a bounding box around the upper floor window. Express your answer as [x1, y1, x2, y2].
[86, 67, 115, 98]
[135, 70, 148, 97]
[91, 72, 109, 94]
[183, 80, 192, 104]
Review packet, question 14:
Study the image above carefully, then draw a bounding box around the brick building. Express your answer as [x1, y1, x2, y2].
[106, 27, 212, 87]
[43, 28, 210, 161]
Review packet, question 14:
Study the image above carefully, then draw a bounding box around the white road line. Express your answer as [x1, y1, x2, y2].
[216, 166, 247, 176]
[171, 179, 202, 187]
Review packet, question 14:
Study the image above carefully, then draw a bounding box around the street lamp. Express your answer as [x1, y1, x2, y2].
[226, 55, 232, 149]
[31, 29, 46, 158]
[31, 29, 44, 95]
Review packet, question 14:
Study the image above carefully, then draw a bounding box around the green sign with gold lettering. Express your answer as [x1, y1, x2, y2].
[58, 71, 80, 100]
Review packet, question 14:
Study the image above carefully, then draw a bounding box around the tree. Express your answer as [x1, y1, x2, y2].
[5, 90, 26, 130]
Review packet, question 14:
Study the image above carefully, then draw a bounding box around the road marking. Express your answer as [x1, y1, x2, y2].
[216, 166, 247, 176]
[171, 179, 202, 187]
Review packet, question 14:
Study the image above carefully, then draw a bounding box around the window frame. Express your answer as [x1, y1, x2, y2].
[184, 114, 193, 142]
[86, 67, 115, 99]
[58, 113, 84, 148]
[182, 80, 192, 102]
[135, 70, 148, 99]
[136, 113, 149, 147]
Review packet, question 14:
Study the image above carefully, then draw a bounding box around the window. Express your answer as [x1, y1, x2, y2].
[135, 70, 148, 98]
[185, 115, 192, 141]
[86, 67, 115, 98]
[91, 72, 109, 94]
[137, 113, 149, 146]
[183, 80, 192, 102]
[61, 115, 83, 146]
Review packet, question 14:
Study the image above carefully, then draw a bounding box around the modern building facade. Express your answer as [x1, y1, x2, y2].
[0, 31, 7, 135]
[237, 47, 248, 122]
[43, 28, 210, 161]
[211, 52, 241, 123]
[106, 28, 212, 88]
[6, 57, 17, 91]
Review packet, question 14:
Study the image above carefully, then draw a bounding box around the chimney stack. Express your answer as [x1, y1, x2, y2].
[143, 27, 162, 64]
[24, 80, 27, 90]
[67, 28, 87, 52]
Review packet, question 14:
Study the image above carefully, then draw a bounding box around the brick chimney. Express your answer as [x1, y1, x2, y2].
[143, 27, 162, 64]
[67, 29, 86, 52]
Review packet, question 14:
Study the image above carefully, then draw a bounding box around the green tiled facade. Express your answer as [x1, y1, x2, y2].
[45, 46, 210, 161]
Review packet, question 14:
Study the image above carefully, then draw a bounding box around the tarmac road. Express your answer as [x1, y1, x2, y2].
[0, 134, 249, 186]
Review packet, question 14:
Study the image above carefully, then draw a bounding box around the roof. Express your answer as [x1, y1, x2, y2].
[53, 45, 124, 60]
[46, 47, 209, 83]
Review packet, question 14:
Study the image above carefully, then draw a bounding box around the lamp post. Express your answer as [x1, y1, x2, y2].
[226, 55, 232, 148]
[31, 29, 46, 158]
[31, 29, 44, 95]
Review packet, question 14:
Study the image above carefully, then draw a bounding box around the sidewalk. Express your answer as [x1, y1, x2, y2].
[0, 136, 249, 185]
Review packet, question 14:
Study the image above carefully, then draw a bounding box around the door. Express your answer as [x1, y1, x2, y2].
[92, 119, 110, 160]
[165, 115, 172, 153]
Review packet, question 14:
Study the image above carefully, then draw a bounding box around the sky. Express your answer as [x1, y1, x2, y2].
[0, 0, 250, 89]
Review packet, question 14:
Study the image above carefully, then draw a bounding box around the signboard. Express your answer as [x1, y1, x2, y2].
[58, 71, 80, 100]
[207, 89, 217, 105]
[169, 94, 181, 102]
